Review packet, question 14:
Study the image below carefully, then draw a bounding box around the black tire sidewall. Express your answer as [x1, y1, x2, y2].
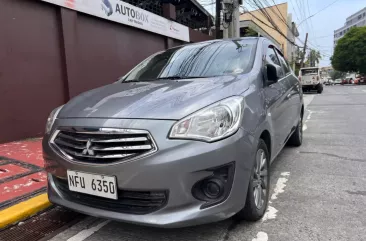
[236, 139, 270, 221]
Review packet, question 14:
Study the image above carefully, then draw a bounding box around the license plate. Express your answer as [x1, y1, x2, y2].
[67, 170, 117, 200]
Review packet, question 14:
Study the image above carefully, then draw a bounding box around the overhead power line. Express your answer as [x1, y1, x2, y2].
[240, 6, 301, 48]
[241, 1, 332, 59]
[298, 0, 341, 27]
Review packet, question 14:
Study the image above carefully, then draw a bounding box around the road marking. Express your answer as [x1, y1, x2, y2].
[251, 232, 269, 241]
[262, 206, 278, 221]
[303, 124, 307, 131]
[306, 110, 313, 121]
[66, 220, 110, 241]
[303, 95, 315, 109]
[270, 173, 289, 200]
[362, 90, 366, 93]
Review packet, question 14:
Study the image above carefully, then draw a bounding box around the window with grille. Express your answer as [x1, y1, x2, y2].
[123, 0, 162, 16]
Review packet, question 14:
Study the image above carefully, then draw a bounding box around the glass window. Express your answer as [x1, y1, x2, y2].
[266, 47, 280, 66]
[122, 39, 258, 81]
[275, 49, 291, 74]
[301, 68, 319, 76]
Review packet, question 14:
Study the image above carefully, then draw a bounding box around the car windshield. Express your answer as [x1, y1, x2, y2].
[122, 39, 257, 82]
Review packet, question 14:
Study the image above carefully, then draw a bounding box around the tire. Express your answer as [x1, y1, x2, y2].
[235, 139, 270, 221]
[317, 84, 323, 94]
[287, 113, 303, 146]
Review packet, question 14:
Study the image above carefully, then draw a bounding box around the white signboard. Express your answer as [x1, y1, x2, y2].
[41, 0, 190, 42]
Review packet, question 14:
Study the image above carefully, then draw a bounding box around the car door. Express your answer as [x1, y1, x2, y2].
[262, 45, 291, 156]
[274, 49, 301, 134]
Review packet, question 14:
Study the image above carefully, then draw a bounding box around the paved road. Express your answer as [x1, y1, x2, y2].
[47, 85, 366, 241]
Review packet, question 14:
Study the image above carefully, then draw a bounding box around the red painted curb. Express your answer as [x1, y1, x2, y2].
[0, 139, 44, 168]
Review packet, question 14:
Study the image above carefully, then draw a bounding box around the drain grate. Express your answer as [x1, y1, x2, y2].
[0, 207, 85, 241]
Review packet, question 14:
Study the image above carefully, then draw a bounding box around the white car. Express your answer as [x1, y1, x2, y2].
[299, 67, 323, 93]
[334, 79, 342, 85]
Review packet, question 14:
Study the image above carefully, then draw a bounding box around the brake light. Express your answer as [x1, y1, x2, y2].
[299, 76, 302, 81]
[317, 76, 319, 81]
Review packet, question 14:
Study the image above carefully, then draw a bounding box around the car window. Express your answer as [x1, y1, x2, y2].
[122, 39, 258, 81]
[275, 49, 291, 75]
[266, 47, 281, 66]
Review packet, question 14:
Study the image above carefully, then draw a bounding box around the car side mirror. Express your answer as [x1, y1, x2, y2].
[266, 64, 282, 85]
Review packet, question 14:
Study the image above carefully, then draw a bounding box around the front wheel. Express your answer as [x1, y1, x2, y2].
[287, 113, 303, 146]
[235, 139, 270, 221]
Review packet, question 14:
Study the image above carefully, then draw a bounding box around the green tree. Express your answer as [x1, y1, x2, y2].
[306, 49, 322, 67]
[243, 27, 258, 37]
[329, 70, 347, 80]
[331, 26, 366, 74]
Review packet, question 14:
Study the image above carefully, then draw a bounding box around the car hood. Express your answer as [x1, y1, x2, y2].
[58, 75, 250, 120]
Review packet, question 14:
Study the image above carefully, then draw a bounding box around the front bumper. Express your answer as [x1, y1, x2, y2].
[44, 118, 255, 228]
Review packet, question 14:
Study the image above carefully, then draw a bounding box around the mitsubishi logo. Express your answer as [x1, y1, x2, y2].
[82, 139, 95, 156]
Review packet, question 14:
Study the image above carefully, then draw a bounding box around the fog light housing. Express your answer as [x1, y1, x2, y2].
[202, 178, 225, 199]
[192, 162, 235, 209]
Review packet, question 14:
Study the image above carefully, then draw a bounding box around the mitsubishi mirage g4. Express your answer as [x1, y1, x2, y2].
[43, 37, 304, 228]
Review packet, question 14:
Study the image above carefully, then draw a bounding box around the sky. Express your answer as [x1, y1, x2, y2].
[200, 0, 366, 67]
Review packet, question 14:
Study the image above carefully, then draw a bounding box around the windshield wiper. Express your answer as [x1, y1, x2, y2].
[122, 79, 157, 82]
[157, 76, 211, 80]
[122, 76, 216, 82]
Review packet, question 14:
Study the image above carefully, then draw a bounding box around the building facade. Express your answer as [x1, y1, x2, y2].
[334, 7, 366, 47]
[240, 3, 298, 60]
[0, 0, 213, 143]
[320, 66, 333, 79]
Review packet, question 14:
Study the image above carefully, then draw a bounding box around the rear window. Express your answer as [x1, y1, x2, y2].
[301, 69, 319, 76]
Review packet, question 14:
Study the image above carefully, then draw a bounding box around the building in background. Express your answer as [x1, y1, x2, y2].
[240, 2, 298, 60]
[334, 7, 366, 47]
[320, 66, 333, 79]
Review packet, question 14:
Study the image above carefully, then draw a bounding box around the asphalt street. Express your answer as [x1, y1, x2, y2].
[47, 85, 366, 241]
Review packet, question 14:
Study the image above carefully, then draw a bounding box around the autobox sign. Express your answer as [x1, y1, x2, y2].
[41, 0, 190, 42]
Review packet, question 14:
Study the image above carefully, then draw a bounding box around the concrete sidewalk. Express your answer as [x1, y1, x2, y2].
[0, 139, 51, 229]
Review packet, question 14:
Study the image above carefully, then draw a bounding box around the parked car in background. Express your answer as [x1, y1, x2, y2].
[360, 76, 366, 85]
[355, 76, 365, 85]
[324, 79, 334, 86]
[299, 67, 323, 93]
[334, 79, 342, 85]
[342, 78, 354, 85]
[43, 37, 304, 228]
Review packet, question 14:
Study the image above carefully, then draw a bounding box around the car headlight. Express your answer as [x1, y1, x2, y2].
[169, 96, 244, 142]
[45, 105, 63, 134]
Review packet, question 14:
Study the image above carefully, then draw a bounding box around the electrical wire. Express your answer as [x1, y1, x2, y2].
[241, 5, 301, 48]
[242, 2, 332, 60]
[298, 0, 341, 27]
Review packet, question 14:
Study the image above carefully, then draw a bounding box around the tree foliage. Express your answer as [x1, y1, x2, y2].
[329, 70, 347, 80]
[331, 26, 366, 74]
[243, 27, 258, 37]
[306, 49, 322, 67]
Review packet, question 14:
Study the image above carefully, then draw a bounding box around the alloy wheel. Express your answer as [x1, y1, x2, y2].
[253, 149, 268, 209]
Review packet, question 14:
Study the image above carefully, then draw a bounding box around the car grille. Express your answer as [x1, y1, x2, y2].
[50, 128, 156, 164]
[53, 176, 168, 215]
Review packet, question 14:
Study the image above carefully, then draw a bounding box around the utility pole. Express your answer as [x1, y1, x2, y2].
[215, 0, 221, 39]
[300, 33, 308, 68]
[232, 0, 240, 38]
[222, 0, 241, 38]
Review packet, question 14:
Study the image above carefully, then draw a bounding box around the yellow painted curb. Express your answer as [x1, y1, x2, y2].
[0, 193, 51, 229]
